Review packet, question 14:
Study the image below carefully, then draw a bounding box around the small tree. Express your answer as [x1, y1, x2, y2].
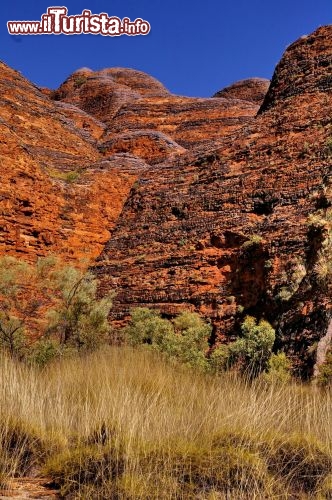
[0, 256, 113, 359]
[46, 266, 113, 351]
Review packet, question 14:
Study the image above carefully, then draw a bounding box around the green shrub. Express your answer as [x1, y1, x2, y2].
[124, 308, 174, 347]
[262, 352, 291, 384]
[229, 316, 275, 375]
[125, 309, 211, 370]
[28, 339, 61, 367]
[209, 344, 232, 373]
[64, 171, 80, 183]
[241, 234, 263, 250]
[208, 317, 276, 376]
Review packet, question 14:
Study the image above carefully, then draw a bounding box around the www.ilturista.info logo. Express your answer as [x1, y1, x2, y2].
[7, 7, 151, 36]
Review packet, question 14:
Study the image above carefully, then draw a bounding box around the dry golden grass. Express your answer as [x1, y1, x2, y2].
[0, 347, 331, 498]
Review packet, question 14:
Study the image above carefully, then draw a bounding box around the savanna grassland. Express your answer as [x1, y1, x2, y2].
[1, 347, 331, 499]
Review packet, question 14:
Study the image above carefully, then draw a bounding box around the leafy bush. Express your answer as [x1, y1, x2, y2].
[209, 344, 232, 373]
[0, 256, 113, 360]
[211, 316, 275, 376]
[27, 339, 61, 367]
[230, 316, 275, 375]
[262, 352, 291, 384]
[125, 309, 211, 370]
[124, 307, 173, 347]
[165, 311, 210, 370]
[46, 266, 112, 351]
[241, 234, 263, 250]
[125, 309, 276, 375]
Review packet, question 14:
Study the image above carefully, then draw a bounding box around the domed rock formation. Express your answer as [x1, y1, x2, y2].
[1, 25, 331, 375]
[213, 78, 270, 105]
[94, 26, 332, 376]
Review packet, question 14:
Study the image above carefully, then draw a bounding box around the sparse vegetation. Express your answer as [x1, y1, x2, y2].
[45, 167, 82, 183]
[276, 256, 307, 302]
[64, 170, 80, 183]
[73, 75, 87, 89]
[317, 349, 332, 387]
[241, 234, 263, 250]
[308, 192, 332, 286]
[0, 256, 112, 362]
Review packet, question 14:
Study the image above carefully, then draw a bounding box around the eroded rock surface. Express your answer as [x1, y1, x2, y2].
[94, 26, 332, 375]
[0, 62, 137, 263]
[213, 78, 270, 105]
[1, 26, 331, 374]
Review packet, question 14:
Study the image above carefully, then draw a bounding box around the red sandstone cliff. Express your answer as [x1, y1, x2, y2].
[1, 26, 331, 375]
[93, 26, 332, 376]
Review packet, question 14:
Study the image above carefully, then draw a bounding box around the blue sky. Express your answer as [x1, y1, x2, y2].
[1, 1, 331, 97]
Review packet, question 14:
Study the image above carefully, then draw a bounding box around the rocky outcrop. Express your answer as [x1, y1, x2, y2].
[213, 78, 270, 105]
[102, 95, 258, 150]
[0, 62, 138, 263]
[53, 66, 259, 154]
[94, 26, 332, 376]
[101, 131, 185, 165]
[0, 62, 260, 263]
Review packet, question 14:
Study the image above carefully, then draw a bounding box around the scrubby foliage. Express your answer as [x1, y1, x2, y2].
[0, 257, 36, 357]
[0, 256, 112, 363]
[124, 308, 211, 369]
[125, 309, 278, 376]
[231, 316, 276, 374]
[210, 316, 276, 376]
[262, 352, 292, 383]
[308, 196, 332, 287]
